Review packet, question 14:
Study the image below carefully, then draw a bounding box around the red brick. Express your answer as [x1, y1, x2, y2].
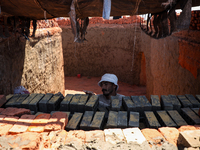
[85, 130, 105, 143]
[1, 107, 31, 116]
[0, 116, 19, 135]
[178, 125, 197, 132]
[65, 130, 86, 145]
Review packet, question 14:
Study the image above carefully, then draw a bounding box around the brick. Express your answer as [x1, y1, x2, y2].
[111, 98, 121, 111]
[144, 111, 161, 128]
[5, 94, 21, 108]
[117, 111, 127, 128]
[80, 111, 94, 130]
[9, 114, 36, 134]
[28, 94, 45, 112]
[181, 108, 200, 125]
[104, 129, 126, 145]
[0, 95, 6, 107]
[39, 132, 50, 149]
[139, 95, 152, 111]
[129, 111, 139, 127]
[85, 95, 99, 111]
[160, 95, 173, 110]
[35, 112, 44, 116]
[98, 107, 109, 119]
[191, 108, 200, 116]
[158, 127, 180, 146]
[60, 94, 73, 111]
[185, 94, 200, 107]
[38, 93, 54, 112]
[47, 94, 63, 112]
[65, 112, 83, 130]
[77, 95, 89, 112]
[1, 107, 31, 116]
[27, 113, 51, 132]
[44, 111, 68, 131]
[85, 130, 105, 143]
[123, 127, 147, 144]
[131, 96, 142, 113]
[21, 93, 38, 109]
[69, 94, 81, 112]
[168, 95, 182, 112]
[65, 130, 86, 146]
[0, 108, 4, 113]
[150, 95, 161, 111]
[178, 130, 200, 147]
[177, 95, 193, 108]
[5, 94, 13, 101]
[106, 111, 118, 128]
[196, 95, 200, 102]
[167, 110, 188, 127]
[156, 110, 177, 127]
[49, 130, 68, 148]
[89, 111, 105, 130]
[14, 94, 29, 108]
[122, 96, 136, 112]
[178, 125, 198, 132]
[0, 116, 19, 135]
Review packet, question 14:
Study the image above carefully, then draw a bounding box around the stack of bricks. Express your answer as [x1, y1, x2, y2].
[190, 11, 200, 31]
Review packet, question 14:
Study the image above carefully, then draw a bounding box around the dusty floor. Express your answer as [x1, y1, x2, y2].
[65, 76, 146, 96]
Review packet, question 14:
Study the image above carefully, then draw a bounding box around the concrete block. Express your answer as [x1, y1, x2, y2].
[122, 127, 147, 144]
[122, 96, 136, 112]
[167, 110, 188, 127]
[89, 111, 105, 130]
[185, 94, 200, 108]
[144, 111, 161, 128]
[129, 111, 139, 127]
[131, 96, 142, 113]
[85, 95, 99, 111]
[21, 93, 38, 109]
[168, 95, 182, 112]
[106, 111, 118, 128]
[47, 94, 63, 112]
[15, 94, 29, 108]
[77, 95, 89, 112]
[29, 94, 45, 112]
[156, 110, 177, 127]
[85, 130, 105, 143]
[150, 95, 161, 111]
[65, 112, 83, 130]
[5, 94, 21, 108]
[181, 108, 200, 125]
[111, 98, 121, 111]
[161, 95, 173, 110]
[139, 95, 152, 111]
[0, 95, 6, 107]
[178, 130, 200, 147]
[177, 95, 193, 108]
[104, 128, 126, 145]
[59, 94, 73, 111]
[117, 111, 127, 128]
[80, 111, 94, 130]
[70, 95, 81, 112]
[38, 93, 54, 112]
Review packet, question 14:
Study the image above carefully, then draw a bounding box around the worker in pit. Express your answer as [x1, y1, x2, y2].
[85, 73, 124, 109]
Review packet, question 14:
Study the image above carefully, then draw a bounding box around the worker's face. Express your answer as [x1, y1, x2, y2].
[100, 81, 116, 96]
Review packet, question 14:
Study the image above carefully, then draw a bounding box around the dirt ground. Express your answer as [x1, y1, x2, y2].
[65, 76, 146, 96]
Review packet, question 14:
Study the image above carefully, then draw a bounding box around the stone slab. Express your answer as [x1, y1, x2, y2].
[122, 96, 136, 112]
[168, 95, 182, 112]
[77, 95, 89, 112]
[177, 95, 193, 108]
[0, 95, 6, 107]
[59, 94, 73, 111]
[181, 108, 200, 125]
[89, 111, 105, 130]
[38, 93, 54, 112]
[14, 94, 29, 108]
[85, 95, 99, 111]
[29, 94, 45, 112]
[131, 96, 142, 113]
[117, 111, 127, 128]
[80, 111, 94, 130]
[167, 110, 188, 127]
[129, 111, 139, 127]
[123, 127, 147, 144]
[65, 112, 83, 130]
[156, 110, 177, 127]
[5, 94, 21, 108]
[111, 98, 121, 111]
[139, 95, 152, 111]
[21, 93, 38, 109]
[160, 95, 173, 110]
[106, 111, 118, 128]
[150, 95, 161, 111]
[47, 94, 63, 112]
[70, 95, 81, 112]
[185, 94, 200, 108]
[144, 111, 161, 128]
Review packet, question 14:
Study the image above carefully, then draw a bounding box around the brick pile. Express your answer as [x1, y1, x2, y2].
[190, 11, 200, 31]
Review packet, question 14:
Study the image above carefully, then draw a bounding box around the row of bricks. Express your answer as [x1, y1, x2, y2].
[0, 126, 199, 149]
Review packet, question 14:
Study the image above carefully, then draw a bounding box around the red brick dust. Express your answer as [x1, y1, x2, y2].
[65, 76, 146, 96]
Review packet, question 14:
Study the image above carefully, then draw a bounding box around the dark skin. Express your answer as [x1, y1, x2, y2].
[100, 81, 117, 100]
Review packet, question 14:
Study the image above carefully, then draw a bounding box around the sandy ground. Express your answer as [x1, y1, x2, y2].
[65, 76, 146, 96]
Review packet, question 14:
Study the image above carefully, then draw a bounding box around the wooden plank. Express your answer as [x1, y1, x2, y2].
[38, 93, 54, 112]
[181, 108, 200, 125]
[150, 95, 161, 111]
[77, 95, 89, 112]
[167, 110, 188, 127]
[139, 96, 152, 111]
[144, 111, 161, 128]
[168, 95, 181, 112]
[65, 112, 83, 130]
[21, 93, 38, 109]
[122, 96, 136, 112]
[185, 94, 200, 108]
[47, 95, 63, 112]
[111, 98, 121, 111]
[89, 111, 105, 130]
[117, 111, 127, 128]
[156, 110, 177, 127]
[5, 94, 21, 108]
[15, 94, 29, 108]
[106, 111, 118, 128]
[160, 95, 173, 110]
[85, 95, 99, 111]
[129, 111, 139, 127]
[29, 94, 45, 112]
[59, 94, 73, 111]
[131, 96, 142, 113]
[80, 111, 94, 130]
[177, 95, 193, 108]
[69, 95, 81, 112]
